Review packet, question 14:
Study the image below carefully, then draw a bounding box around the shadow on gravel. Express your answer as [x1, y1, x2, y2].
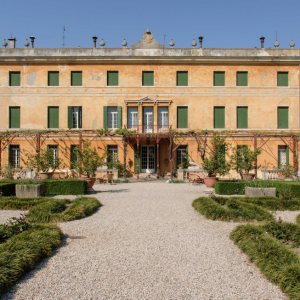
[100, 189, 130, 193]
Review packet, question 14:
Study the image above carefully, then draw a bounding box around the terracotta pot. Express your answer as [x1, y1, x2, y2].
[84, 177, 96, 188]
[242, 173, 255, 180]
[204, 177, 218, 188]
[39, 172, 53, 180]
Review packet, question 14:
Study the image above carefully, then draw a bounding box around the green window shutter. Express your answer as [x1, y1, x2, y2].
[237, 72, 248, 86]
[177, 107, 188, 128]
[9, 72, 20, 86]
[48, 107, 59, 128]
[177, 71, 188, 86]
[154, 146, 157, 173]
[78, 106, 82, 128]
[186, 145, 189, 161]
[103, 106, 108, 128]
[117, 106, 122, 128]
[278, 107, 289, 129]
[214, 72, 225, 86]
[9, 107, 20, 128]
[107, 71, 118, 86]
[134, 145, 141, 173]
[8, 145, 12, 166]
[70, 145, 74, 167]
[71, 71, 82, 86]
[237, 107, 248, 129]
[48, 71, 59, 86]
[142, 71, 154, 86]
[214, 107, 225, 128]
[67, 106, 72, 129]
[278, 72, 288, 87]
[286, 146, 290, 165]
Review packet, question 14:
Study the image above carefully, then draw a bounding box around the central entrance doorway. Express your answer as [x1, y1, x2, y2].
[141, 145, 155, 173]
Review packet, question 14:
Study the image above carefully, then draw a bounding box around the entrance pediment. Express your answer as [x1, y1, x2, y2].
[124, 96, 172, 106]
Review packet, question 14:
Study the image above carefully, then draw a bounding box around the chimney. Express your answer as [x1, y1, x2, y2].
[30, 36, 35, 48]
[92, 36, 98, 48]
[198, 36, 203, 49]
[260, 36, 265, 48]
[8, 38, 16, 48]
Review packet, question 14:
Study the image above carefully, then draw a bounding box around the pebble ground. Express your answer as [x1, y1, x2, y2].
[2, 182, 287, 299]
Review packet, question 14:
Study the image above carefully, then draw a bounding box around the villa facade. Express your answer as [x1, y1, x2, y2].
[0, 31, 299, 178]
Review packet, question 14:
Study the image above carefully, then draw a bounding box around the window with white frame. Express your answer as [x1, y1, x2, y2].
[108, 107, 118, 129]
[107, 145, 118, 165]
[127, 107, 138, 129]
[72, 107, 79, 129]
[177, 146, 187, 166]
[48, 145, 58, 167]
[158, 107, 168, 129]
[11, 145, 20, 168]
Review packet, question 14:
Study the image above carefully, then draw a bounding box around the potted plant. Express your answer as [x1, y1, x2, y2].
[16, 179, 45, 198]
[23, 148, 62, 179]
[71, 140, 106, 189]
[230, 146, 262, 180]
[202, 133, 231, 187]
[279, 164, 296, 181]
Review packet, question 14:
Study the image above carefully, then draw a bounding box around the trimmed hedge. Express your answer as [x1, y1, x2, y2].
[231, 223, 300, 299]
[192, 197, 273, 222]
[215, 180, 300, 197]
[0, 179, 87, 196]
[0, 197, 50, 210]
[0, 224, 62, 294]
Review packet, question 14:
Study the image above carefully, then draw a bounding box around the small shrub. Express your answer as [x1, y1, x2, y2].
[113, 179, 130, 183]
[169, 180, 184, 183]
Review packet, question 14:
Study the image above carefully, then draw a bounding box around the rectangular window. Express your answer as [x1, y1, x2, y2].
[48, 71, 59, 86]
[237, 72, 248, 86]
[278, 107, 289, 129]
[68, 106, 82, 129]
[70, 145, 79, 166]
[214, 71, 225, 86]
[237, 107, 248, 129]
[277, 72, 288, 87]
[177, 145, 188, 166]
[142, 71, 154, 86]
[143, 107, 153, 133]
[158, 107, 169, 130]
[127, 107, 138, 129]
[107, 145, 118, 165]
[9, 145, 20, 168]
[71, 71, 82, 86]
[48, 145, 59, 167]
[9, 72, 20, 86]
[177, 71, 188, 86]
[9, 107, 20, 128]
[177, 107, 188, 128]
[48, 107, 59, 128]
[108, 107, 118, 129]
[214, 106, 225, 128]
[107, 71, 118, 86]
[278, 145, 289, 167]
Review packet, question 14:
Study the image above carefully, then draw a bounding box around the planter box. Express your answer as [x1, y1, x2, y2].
[16, 184, 45, 198]
[245, 187, 276, 197]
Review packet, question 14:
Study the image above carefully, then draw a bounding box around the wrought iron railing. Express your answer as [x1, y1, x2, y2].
[125, 125, 172, 133]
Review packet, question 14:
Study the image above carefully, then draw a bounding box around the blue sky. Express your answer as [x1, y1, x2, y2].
[1, 0, 298, 49]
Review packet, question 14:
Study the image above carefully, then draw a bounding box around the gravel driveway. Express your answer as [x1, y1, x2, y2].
[2, 182, 286, 299]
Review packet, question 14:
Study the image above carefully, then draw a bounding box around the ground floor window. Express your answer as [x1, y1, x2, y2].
[10, 145, 20, 168]
[177, 145, 187, 166]
[70, 145, 79, 167]
[278, 145, 289, 167]
[48, 145, 59, 167]
[107, 145, 118, 165]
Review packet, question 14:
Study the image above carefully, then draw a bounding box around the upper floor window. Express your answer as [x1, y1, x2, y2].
[142, 71, 154, 86]
[9, 71, 20, 86]
[107, 71, 118, 86]
[158, 107, 169, 130]
[127, 107, 138, 130]
[236, 72, 248, 86]
[278, 107, 289, 129]
[214, 71, 225, 86]
[177, 107, 188, 129]
[177, 71, 188, 86]
[103, 106, 122, 129]
[48, 71, 59, 86]
[68, 106, 82, 129]
[48, 106, 59, 128]
[237, 107, 248, 129]
[277, 72, 288, 87]
[214, 106, 225, 128]
[71, 71, 82, 86]
[9, 106, 20, 129]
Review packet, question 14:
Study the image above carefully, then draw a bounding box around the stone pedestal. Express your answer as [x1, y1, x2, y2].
[177, 169, 184, 180]
[16, 184, 45, 198]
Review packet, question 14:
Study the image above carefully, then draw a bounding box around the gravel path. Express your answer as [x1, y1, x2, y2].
[2, 183, 287, 299]
[273, 210, 300, 223]
[0, 210, 27, 225]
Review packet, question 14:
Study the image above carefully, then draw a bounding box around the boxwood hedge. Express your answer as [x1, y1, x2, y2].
[0, 179, 87, 196]
[215, 180, 300, 197]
